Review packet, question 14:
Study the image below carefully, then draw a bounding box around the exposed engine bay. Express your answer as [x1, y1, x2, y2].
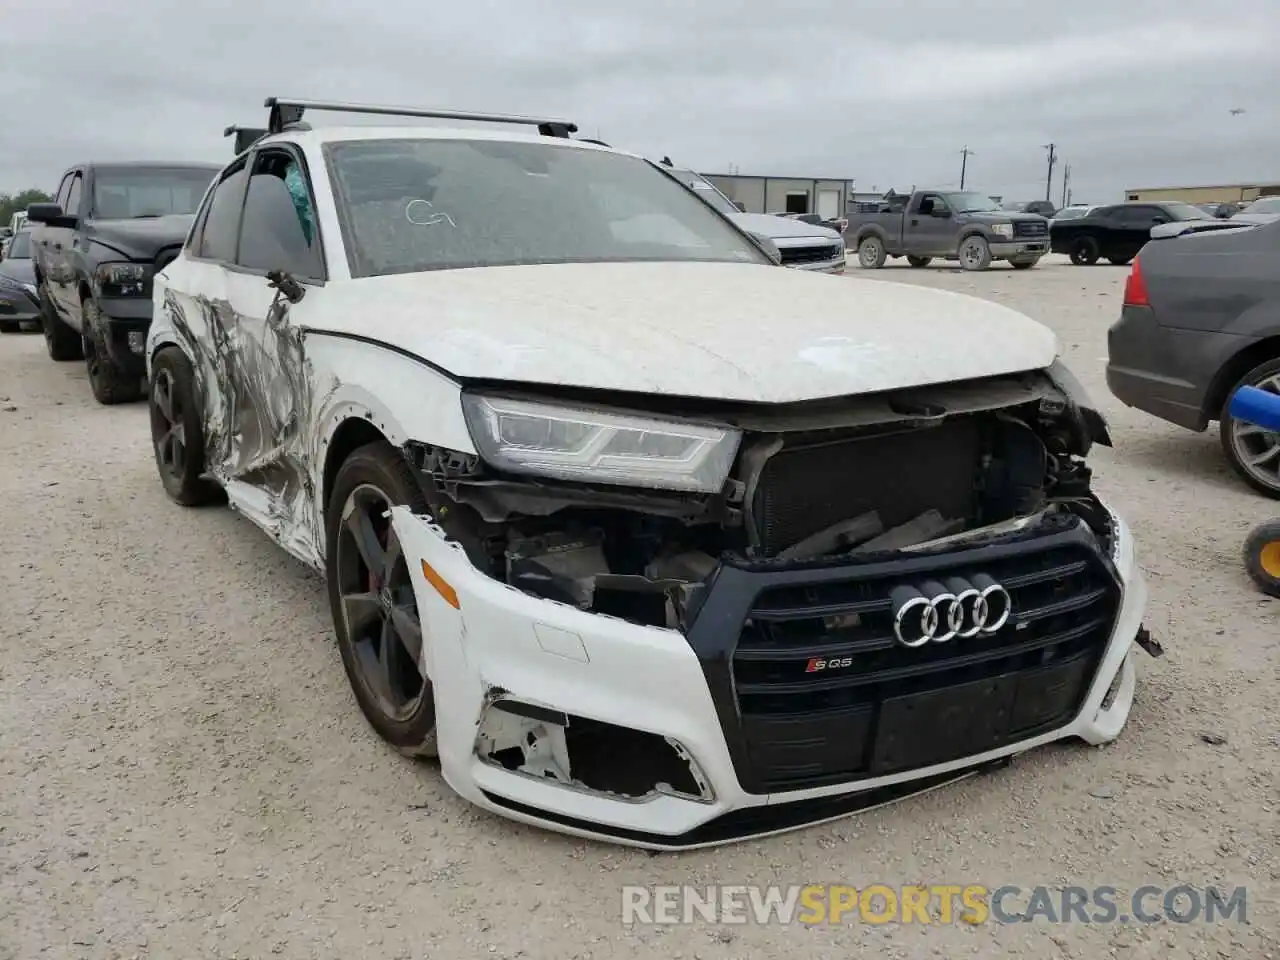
[402, 366, 1114, 634]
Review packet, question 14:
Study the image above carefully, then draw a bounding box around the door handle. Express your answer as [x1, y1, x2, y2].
[53, 243, 62, 251]
[910, 218, 920, 226]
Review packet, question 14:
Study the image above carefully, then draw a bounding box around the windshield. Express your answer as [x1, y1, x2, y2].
[667, 169, 741, 217]
[92, 167, 218, 219]
[5, 232, 31, 258]
[326, 139, 766, 277]
[1245, 197, 1280, 215]
[1164, 202, 1214, 221]
[944, 192, 1002, 213]
[1053, 207, 1091, 220]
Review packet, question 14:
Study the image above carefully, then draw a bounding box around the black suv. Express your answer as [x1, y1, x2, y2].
[27, 162, 220, 403]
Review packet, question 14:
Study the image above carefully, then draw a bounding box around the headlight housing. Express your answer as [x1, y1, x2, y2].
[460, 394, 742, 493]
[991, 222, 1014, 239]
[94, 262, 148, 297]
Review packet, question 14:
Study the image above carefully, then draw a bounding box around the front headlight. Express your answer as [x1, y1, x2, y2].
[94, 261, 148, 296]
[460, 394, 742, 493]
[991, 223, 1014, 239]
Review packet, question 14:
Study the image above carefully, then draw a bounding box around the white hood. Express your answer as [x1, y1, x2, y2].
[313, 262, 1058, 404]
[730, 212, 841, 241]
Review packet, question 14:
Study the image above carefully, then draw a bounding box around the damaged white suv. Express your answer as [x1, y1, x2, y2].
[147, 97, 1152, 849]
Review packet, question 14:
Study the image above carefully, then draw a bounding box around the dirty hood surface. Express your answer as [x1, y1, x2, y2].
[316, 261, 1058, 403]
[731, 212, 842, 241]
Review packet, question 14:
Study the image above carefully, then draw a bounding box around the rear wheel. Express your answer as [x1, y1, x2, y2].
[958, 235, 992, 271]
[0, 319, 19, 333]
[84, 298, 143, 405]
[857, 236, 887, 269]
[1221, 358, 1280, 499]
[1107, 255, 1133, 266]
[906, 255, 932, 268]
[40, 284, 82, 361]
[149, 346, 223, 506]
[1069, 236, 1100, 266]
[327, 442, 438, 757]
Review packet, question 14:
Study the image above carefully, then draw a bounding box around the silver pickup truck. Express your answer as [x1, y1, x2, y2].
[848, 190, 1049, 271]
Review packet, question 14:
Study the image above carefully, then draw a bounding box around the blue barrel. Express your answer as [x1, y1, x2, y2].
[1228, 385, 1280, 431]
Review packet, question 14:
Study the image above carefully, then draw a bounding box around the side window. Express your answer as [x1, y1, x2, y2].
[235, 150, 323, 278]
[64, 175, 84, 217]
[1116, 206, 1156, 226]
[53, 172, 74, 209]
[195, 160, 249, 262]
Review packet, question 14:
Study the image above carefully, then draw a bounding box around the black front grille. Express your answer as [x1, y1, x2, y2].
[779, 243, 843, 265]
[1014, 220, 1048, 238]
[753, 421, 981, 556]
[684, 515, 1121, 794]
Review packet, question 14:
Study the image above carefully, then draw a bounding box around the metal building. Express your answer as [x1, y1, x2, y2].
[701, 173, 853, 219]
[1124, 182, 1280, 204]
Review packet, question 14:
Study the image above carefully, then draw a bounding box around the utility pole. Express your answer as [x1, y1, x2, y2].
[1043, 143, 1057, 201]
[959, 146, 974, 189]
[1061, 163, 1071, 207]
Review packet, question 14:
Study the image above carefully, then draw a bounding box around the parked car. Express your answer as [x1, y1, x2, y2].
[146, 96, 1148, 849]
[1002, 200, 1057, 218]
[1107, 220, 1280, 495]
[1230, 196, 1280, 225]
[26, 161, 220, 403]
[1050, 201, 1215, 265]
[847, 189, 1049, 271]
[0, 229, 40, 333]
[773, 211, 850, 235]
[665, 167, 846, 273]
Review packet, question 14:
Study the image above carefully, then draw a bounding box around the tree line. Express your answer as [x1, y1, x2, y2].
[0, 189, 53, 225]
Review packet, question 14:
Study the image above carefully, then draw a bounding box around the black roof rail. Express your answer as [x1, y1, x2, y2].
[577, 138, 611, 147]
[262, 97, 579, 138]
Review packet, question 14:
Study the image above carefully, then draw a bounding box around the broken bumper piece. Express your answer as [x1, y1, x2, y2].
[389, 503, 1147, 850]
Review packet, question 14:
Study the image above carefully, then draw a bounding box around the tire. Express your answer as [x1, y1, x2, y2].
[857, 236, 887, 269]
[0, 319, 19, 333]
[958, 235, 992, 271]
[1108, 256, 1133, 266]
[83, 298, 143, 405]
[1069, 236, 1100, 266]
[39, 283, 82, 361]
[149, 346, 223, 506]
[1010, 258, 1039, 270]
[1244, 520, 1280, 597]
[906, 255, 932, 268]
[1220, 357, 1280, 499]
[326, 441, 439, 758]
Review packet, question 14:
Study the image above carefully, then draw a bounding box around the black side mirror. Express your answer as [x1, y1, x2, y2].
[733, 200, 747, 213]
[934, 208, 952, 219]
[1151, 216, 1169, 225]
[27, 202, 76, 228]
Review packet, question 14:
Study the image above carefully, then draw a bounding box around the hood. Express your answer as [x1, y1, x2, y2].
[311, 261, 1058, 404]
[86, 214, 195, 260]
[0, 258, 35, 286]
[730, 212, 841, 241]
[1229, 212, 1280, 225]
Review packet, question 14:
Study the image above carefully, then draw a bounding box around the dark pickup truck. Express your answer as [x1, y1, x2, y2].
[848, 190, 1050, 271]
[27, 161, 219, 403]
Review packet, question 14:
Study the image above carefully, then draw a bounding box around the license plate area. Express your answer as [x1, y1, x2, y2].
[869, 673, 1019, 775]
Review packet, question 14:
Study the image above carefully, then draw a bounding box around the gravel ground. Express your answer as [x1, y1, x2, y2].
[1, 255, 1276, 960]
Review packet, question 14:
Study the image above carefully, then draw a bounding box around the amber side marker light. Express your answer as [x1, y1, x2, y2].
[420, 559, 460, 609]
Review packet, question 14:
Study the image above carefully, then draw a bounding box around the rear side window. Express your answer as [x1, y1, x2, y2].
[195, 160, 249, 261]
[235, 150, 324, 278]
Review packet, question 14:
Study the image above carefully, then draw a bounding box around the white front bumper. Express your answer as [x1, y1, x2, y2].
[390, 506, 1147, 850]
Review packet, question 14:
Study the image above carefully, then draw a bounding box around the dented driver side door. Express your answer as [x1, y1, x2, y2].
[212, 146, 330, 565]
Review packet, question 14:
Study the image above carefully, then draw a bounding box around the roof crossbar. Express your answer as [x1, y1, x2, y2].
[263, 97, 579, 138]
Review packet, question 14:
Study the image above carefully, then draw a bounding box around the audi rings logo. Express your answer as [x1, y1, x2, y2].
[889, 574, 1012, 648]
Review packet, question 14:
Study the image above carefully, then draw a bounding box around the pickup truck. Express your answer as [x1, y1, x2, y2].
[848, 190, 1050, 271]
[27, 161, 220, 403]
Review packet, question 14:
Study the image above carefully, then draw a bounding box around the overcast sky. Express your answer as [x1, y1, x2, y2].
[1, 0, 1276, 203]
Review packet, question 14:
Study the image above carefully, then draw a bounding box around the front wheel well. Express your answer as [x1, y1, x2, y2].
[1205, 336, 1280, 422]
[323, 417, 392, 511]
